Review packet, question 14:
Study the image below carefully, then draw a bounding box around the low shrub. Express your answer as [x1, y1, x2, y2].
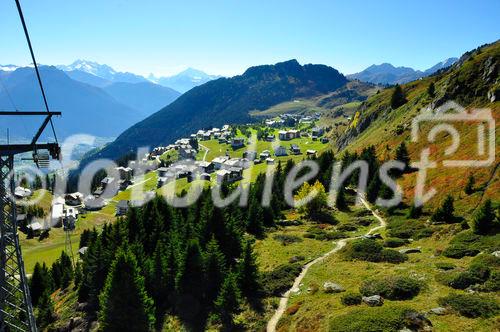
[442, 244, 480, 258]
[360, 276, 422, 300]
[343, 239, 407, 263]
[435, 262, 456, 270]
[387, 219, 428, 239]
[356, 217, 373, 227]
[273, 234, 303, 245]
[329, 306, 415, 332]
[449, 254, 500, 290]
[414, 227, 434, 239]
[340, 292, 362, 306]
[325, 231, 348, 240]
[261, 263, 301, 296]
[438, 293, 499, 318]
[384, 237, 408, 248]
[337, 223, 358, 232]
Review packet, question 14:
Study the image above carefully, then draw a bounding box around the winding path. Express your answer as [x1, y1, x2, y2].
[198, 143, 210, 161]
[266, 196, 386, 332]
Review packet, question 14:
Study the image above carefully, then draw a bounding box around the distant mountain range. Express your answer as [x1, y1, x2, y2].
[82, 59, 349, 162]
[57, 60, 221, 93]
[348, 57, 458, 84]
[0, 65, 180, 139]
[148, 68, 222, 93]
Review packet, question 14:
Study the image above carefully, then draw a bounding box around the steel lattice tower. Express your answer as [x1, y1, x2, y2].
[0, 155, 37, 332]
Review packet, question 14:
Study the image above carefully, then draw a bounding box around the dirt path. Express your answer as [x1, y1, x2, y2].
[266, 196, 386, 332]
[198, 143, 209, 161]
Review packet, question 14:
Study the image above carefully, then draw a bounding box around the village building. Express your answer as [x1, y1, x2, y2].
[259, 150, 271, 160]
[65, 192, 83, 206]
[116, 200, 129, 216]
[115, 166, 133, 181]
[243, 151, 257, 160]
[306, 149, 317, 156]
[197, 161, 214, 173]
[265, 134, 275, 142]
[290, 144, 301, 155]
[200, 173, 211, 181]
[50, 197, 65, 227]
[312, 127, 324, 137]
[321, 137, 329, 143]
[231, 137, 245, 148]
[266, 157, 275, 165]
[84, 196, 105, 211]
[212, 156, 230, 170]
[27, 218, 48, 237]
[274, 146, 288, 157]
[14, 186, 32, 199]
[216, 167, 243, 184]
[278, 129, 300, 141]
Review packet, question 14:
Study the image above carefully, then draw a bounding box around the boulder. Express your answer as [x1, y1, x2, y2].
[491, 251, 500, 258]
[429, 307, 447, 315]
[289, 255, 304, 264]
[363, 233, 383, 240]
[323, 282, 345, 293]
[362, 295, 383, 306]
[403, 311, 433, 331]
[399, 247, 422, 254]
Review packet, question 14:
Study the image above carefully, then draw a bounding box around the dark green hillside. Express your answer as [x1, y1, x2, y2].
[86, 59, 348, 161]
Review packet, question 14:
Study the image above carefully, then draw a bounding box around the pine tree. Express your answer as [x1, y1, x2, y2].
[247, 197, 264, 237]
[390, 84, 407, 109]
[335, 186, 347, 210]
[366, 177, 381, 203]
[395, 142, 410, 173]
[431, 195, 455, 223]
[214, 272, 241, 327]
[427, 82, 436, 97]
[30, 262, 53, 307]
[99, 249, 155, 331]
[237, 241, 260, 298]
[407, 204, 422, 218]
[36, 290, 55, 328]
[464, 174, 475, 195]
[203, 238, 226, 304]
[472, 199, 497, 235]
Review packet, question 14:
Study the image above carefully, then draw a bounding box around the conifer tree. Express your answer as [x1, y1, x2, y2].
[395, 142, 410, 173]
[464, 174, 475, 195]
[36, 290, 55, 328]
[247, 197, 264, 237]
[427, 82, 436, 97]
[237, 241, 260, 298]
[407, 204, 422, 218]
[214, 272, 241, 327]
[30, 262, 53, 307]
[391, 84, 407, 109]
[472, 199, 497, 235]
[335, 186, 348, 210]
[203, 238, 226, 304]
[431, 195, 455, 222]
[99, 249, 155, 331]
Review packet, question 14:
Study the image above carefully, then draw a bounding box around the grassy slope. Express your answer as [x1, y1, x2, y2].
[340, 42, 500, 213]
[268, 43, 500, 331]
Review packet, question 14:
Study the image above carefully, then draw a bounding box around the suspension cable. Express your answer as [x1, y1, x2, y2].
[14, 0, 59, 145]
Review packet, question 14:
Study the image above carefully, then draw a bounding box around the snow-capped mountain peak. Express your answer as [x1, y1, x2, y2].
[0, 64, 20, 72]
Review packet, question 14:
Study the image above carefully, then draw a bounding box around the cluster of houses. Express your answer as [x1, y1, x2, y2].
[265, 112, 322, 128]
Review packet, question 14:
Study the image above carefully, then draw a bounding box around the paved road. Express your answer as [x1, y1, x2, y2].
[266, 196, 386, 332]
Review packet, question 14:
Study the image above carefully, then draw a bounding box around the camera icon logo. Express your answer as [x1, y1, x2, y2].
[411, 101, 495, 167]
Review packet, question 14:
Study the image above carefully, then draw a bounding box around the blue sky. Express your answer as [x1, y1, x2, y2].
[1, 0, 499, 77]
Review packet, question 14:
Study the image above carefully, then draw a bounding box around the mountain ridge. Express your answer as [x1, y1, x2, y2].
[348, 57, 458, 84]
[80, 59, 349, 163]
